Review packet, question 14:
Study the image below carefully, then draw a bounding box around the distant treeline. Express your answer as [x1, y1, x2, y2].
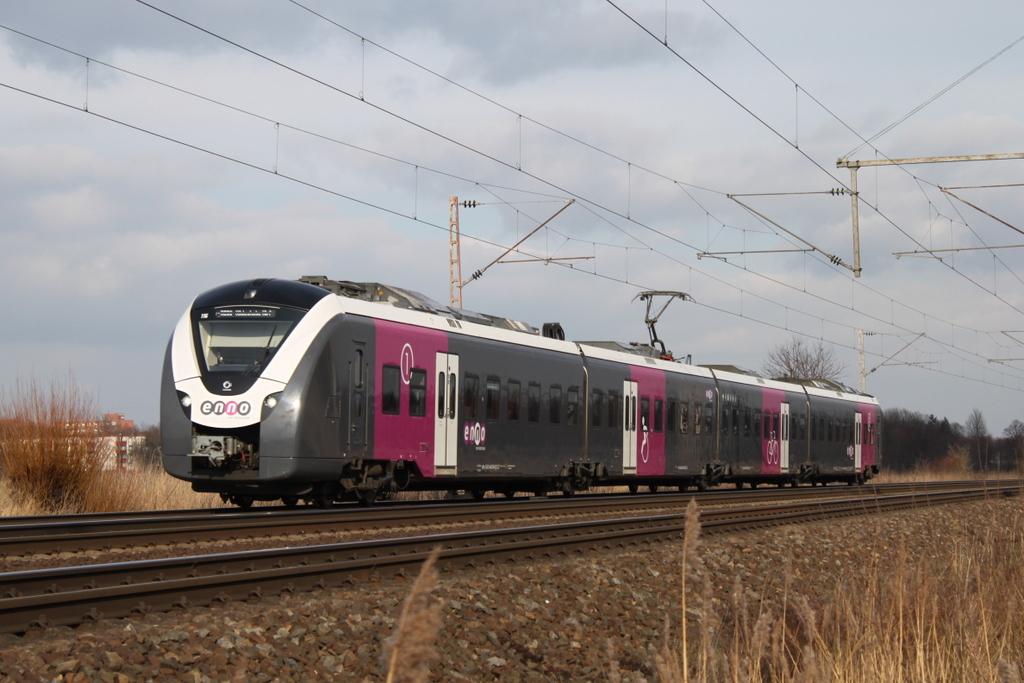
[882, 407, 1024, 472]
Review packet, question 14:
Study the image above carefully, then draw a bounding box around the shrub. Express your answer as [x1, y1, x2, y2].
[0, 374, 104, 513]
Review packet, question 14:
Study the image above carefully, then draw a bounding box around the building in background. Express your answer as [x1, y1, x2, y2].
[94, 413, 144, 470]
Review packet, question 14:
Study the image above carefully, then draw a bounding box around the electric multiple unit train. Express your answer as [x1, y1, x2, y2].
[161, 276, 880, 507]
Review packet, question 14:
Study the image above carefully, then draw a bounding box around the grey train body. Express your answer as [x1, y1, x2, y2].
[162, 277, 881, 507]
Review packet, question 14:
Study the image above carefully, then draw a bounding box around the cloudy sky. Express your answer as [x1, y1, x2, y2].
[1, 0, 1023, 437]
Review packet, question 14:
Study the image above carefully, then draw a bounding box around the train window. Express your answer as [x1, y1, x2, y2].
[354, 349, 364, 388]
[654, 399, 664, 433]
[743, 408, 752, 438]
[798, 414, 807, 440]
[680, 402, 689, 434]
[666, 400, 676, 434]
[732, 408, 740, 436]
[527, 383, 541, 423]
[437, 373, 446, 419]
[409, 369, 427, 417]
[549, 386, 562, 424]
[705, 402, 714, 434]
[567, 388, 579, 426]
[754, 410, 762, 438]
[608, 392, 619, 429]
[693, 403, 702, 435]
[507, 381, 521, 422]
[463, 374, 479, 420]
[640, 397, 650, 432]
[381, 365, 401, 415]
[352, 391, 363, 419]
[827, 419, 834, 442]
[721, 407, 729, 435]
[448, 373, 457, 419]
[773, 412, 780, 440]
[485, 378, 500, 420]
[591, 390, 604, 427]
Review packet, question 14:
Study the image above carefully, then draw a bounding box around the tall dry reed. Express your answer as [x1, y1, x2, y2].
[380, 546, 444, 683]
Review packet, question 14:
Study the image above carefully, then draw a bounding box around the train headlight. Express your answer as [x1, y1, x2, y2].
[261, 392, 283, 419]
[176, 391, 192, 418]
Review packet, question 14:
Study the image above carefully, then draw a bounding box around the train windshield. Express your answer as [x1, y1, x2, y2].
[194, 306, 305, 376]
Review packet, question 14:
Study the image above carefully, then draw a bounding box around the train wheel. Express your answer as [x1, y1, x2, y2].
[696, 477, 708, 492]
[628, 484, 639, 494]
[471, 490, 486, 501]
[735, 481, 744, 489]
[312, 487, 335, 509]
[750, 482, 757, 489]
[504, 491, 516, 499]
[356, 489, 376, 507]
[678, 483, 688, 492]
[562, 489, 576, 497]
[648, 485, 659, 493]
[281, 496, 299, 508]
[231, 495, 254, 509]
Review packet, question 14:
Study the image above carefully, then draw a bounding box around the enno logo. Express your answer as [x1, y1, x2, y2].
[200, 400, 251, 416]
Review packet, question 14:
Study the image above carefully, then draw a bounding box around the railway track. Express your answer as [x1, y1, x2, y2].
[0, 480, 1017, 635]
[0, 480, 1006, 558]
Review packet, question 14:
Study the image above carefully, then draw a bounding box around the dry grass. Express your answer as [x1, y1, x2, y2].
[0, 374, 222, 515]
[875, 466, 1020, 484]
[637, 497, 1024, 682]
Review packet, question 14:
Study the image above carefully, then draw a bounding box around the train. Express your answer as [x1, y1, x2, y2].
[161, 276, 880, 508]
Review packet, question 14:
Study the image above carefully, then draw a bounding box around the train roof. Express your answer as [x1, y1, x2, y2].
[297, 275, 877, 405]
[298, 276, 539, 335]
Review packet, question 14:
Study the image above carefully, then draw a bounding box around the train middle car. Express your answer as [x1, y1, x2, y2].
[161, 277, 881, 507]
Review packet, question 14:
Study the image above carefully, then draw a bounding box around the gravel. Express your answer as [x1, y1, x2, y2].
[0, 498, 1016, 682]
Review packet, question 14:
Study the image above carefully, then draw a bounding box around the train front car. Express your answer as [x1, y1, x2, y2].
[161, 278, 343, 508]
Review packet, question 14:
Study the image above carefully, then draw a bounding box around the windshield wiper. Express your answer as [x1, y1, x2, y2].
[242, 325, 277, 376]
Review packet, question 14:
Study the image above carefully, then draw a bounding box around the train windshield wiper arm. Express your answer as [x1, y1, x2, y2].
[242, 326, 277, 376]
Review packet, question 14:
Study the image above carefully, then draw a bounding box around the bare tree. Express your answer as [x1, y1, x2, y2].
[762, 337, 845, 382]
[1003, 420, 1024, 471]
[966, 408, 990, 471]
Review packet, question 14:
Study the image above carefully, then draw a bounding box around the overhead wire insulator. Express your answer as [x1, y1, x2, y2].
[461, 200, 478, 208]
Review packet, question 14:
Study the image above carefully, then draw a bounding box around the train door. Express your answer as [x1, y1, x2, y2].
[434, 352, 459, 475]
[622, 380, 638, 473]
[348, 345, 367, 448]
[780, 402, 790, 472]
[854, 411, 862, 471]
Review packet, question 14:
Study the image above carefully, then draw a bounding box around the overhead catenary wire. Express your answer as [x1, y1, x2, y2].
[0, 16, 1020, 390]
[124, 4, 1024, 328]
